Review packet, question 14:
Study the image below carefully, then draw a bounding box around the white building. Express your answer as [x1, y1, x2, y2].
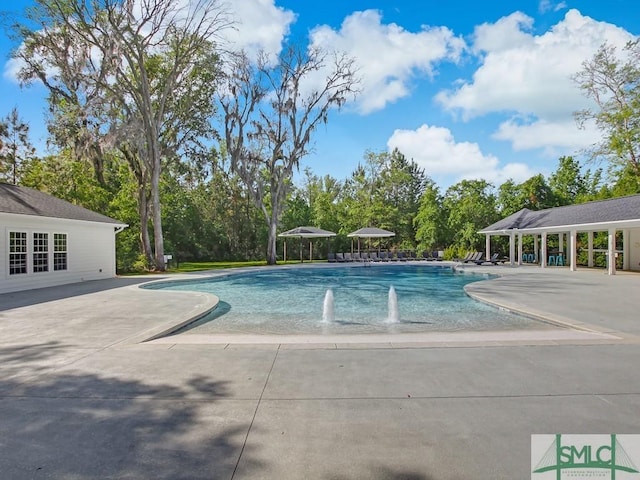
[1, 184, 127, 294]
[480, 194, 640, 275]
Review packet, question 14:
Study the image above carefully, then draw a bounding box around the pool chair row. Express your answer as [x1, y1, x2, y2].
[456, 252, 508, 265]
[328, 251, 443, 262]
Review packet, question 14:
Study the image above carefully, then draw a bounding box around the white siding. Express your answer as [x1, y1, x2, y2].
[0, 213, 119, 294]
[629, 228, 640, 272]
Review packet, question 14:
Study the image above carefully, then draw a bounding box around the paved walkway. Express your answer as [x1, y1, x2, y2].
[1, 264, 639, 479]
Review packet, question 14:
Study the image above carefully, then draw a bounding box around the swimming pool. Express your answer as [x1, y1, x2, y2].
[146, 264, 544, 335]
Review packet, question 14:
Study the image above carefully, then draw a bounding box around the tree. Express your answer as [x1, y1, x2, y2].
[549, 156, 602, 204]
[496, 174, 556, 215]
[518, 174, 556, 210]
[0, 108, 35, 184]
[301, 168, 343, 234]
[443, 179, 498, 251]
[574, 41, 640, 191]
[20, 151, 111, 212]
[414, 181, 447, 250]
[496, 179, 525, 217]
[221, 46, 359, 264]
[371, 149, 427, 247]
[339, 163, 378, 235]
[12, 0, 230, 270]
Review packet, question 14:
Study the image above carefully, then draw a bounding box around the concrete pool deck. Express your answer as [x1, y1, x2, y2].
[1, 263, 639, 479]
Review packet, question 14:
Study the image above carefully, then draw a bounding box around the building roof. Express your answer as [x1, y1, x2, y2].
[347, 227, 396, 238]
[279, 226, 337, 238]
[0, 183, 126, 226]
[481, 194, 640, 234]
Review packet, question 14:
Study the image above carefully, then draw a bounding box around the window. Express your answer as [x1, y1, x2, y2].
[9, 231, 27, 275]
[33, 232, 49, 273]
[7, 230, 69, 276]
[54, 233, 68, 271]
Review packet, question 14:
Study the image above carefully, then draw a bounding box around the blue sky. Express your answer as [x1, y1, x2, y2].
[1, 0, 639, 190]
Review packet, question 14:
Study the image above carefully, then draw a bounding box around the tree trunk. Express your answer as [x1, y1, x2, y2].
[265, 184, 282, 265]
[91, 144, 106, 187]
[151, 156, 165, 271]
[138, 186, 153, 267]
[266, 219, 278, 265]
[122, 146, 154, 268]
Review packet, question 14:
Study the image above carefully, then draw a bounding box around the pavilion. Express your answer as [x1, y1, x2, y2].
[347, 227, 395, 253]
[278, 226, 336, 262]
[479, 194, 640, 275]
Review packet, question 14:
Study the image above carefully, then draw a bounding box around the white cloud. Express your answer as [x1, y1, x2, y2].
[472, 11, 534, 54]
[539, 0, 568, 13]
[309, 10, 465, 114]
[435, 9, 635, 152]
[3, 58, 22, 83]
[3, 0, 296, 84]
[387, 124, 535, 185]
[223, 0, 295, 59]
[492, 116, 600, 154]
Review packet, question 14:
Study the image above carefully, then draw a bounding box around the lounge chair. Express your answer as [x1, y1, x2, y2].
[474, 253, 506, 265]
[473, 253, 489, 265]
[455, 251, 473, 262]
[370, 252, 380, 262]
[328, 252, 336, 263]
[379, 251, 389, 261]
[336, 253, 345, 262]
[353, 252, 362, 262]
[476, 253, 509, 265]
[397, 251, 407, 261]
[464, 252, 482, 263]
[344, 252, 354, 262]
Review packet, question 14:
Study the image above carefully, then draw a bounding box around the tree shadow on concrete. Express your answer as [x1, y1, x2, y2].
[0, 341, 70, 367]
[0, 341, 87, 387]
[0, 277, 161, 312]
[328, 465, 436, 480]
[0, 344, 264, 480]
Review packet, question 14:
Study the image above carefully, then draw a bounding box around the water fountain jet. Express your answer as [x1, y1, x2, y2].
[387, 285, 400, 323]
[322, 289, 335, 323]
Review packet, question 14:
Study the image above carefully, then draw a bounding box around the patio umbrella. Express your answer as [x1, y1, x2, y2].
[347, 227, 395, 253]
[278, 226, 337, 262]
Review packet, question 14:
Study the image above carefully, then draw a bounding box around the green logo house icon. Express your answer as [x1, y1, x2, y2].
[532, 434, 640, 479]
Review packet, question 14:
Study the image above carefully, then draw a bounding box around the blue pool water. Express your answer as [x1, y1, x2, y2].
[146, 264, 542, 334]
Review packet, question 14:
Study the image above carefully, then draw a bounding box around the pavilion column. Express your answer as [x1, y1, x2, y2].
[588, 231, 594, 268]
[485, 234, 491, 261]
[541, 232, 548, 268]
[623, 229, 630, 271]
[517, 232, 523, 266]
[559, 233, 564, 256]
[283, 241, 287, 262]
[509, 231, 515, 266]
[569, 230, 577, 272]
[608, 228, 616, 275]
[533, 234, 539, 263]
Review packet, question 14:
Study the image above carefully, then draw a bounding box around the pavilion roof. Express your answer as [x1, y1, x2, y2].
[480, 194, 640, 234]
